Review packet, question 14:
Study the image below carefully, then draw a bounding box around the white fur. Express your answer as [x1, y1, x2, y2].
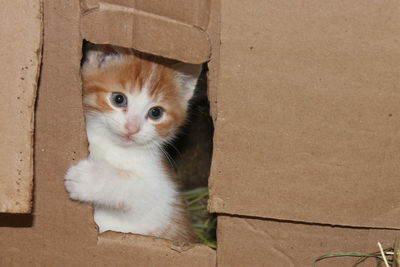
[65, 141, 178, 234]
[65, 52, 201, 236]
[65, 89, 178, 235]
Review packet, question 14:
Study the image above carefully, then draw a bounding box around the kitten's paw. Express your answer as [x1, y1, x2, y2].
[64, 159, 96, 202]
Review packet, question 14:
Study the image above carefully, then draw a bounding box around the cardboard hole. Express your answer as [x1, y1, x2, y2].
[80, 41, 216, 247]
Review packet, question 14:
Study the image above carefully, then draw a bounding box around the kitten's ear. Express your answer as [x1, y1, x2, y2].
[174, 63, 202, 102]
[81, 44, 122, 76]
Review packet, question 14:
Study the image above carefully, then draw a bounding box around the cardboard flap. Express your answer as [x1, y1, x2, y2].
[80, 1, 211, 64]
[0, 1, 42, 213]
[82, 0, 211, 30]
[209, 0, 400, 229]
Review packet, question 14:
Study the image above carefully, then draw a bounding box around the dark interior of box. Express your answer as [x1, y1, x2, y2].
[166, 64, 214, 190]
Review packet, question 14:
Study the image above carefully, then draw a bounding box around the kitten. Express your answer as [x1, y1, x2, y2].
[64, 44, 201, 243]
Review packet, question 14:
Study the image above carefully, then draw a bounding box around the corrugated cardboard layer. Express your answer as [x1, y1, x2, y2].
[0, 1, 215, 265]
[209, 0, 400, 229]
[81, 1, 211, 64]
[218, 215, 400, 267]
[0, 0, 42, 213]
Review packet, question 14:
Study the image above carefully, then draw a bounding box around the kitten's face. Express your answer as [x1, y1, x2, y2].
[81, 45, 201, 147]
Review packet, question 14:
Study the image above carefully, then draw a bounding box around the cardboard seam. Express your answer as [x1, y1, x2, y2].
[196, 26, 212, 61]
[218, 213, 400, 231]
[27, 0, 44, 214]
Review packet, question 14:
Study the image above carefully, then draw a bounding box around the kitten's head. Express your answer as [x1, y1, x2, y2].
[81, 44, 201, 147]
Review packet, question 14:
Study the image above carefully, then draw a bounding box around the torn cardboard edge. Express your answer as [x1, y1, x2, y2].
[80, 2, 212, 64]
[99, 231, 215, 254]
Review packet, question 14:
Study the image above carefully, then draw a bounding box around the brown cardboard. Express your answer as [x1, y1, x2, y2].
[209, 0, 400, 229]
[218, 215, 399, 267]
[0, 0, 216, 266]
[80, 0, 212, 64]
[0, 1, 42, 213]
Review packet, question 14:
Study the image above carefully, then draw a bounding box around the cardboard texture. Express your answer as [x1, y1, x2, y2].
[209, 0, 400, 229]
[80, 0, 212, 64]
[0, 0, 216, 266]
[2, 0, 400, 265]
[0, 1, 42, 213]
[218, 216, 400, 267]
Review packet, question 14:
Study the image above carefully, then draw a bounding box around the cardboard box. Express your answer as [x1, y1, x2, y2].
[2, 0, 400, 266]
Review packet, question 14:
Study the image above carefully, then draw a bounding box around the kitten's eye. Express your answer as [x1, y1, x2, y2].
[110, 93, 127, 108]
[148, 107, 164, 120]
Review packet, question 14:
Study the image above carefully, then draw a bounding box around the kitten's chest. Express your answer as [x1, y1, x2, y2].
[89, 142, 164, 177]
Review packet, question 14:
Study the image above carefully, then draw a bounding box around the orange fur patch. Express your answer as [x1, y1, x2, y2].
[83, 85, 113, 112]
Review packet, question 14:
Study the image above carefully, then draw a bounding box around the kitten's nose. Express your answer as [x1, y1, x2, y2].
[125, 122, 140, 136]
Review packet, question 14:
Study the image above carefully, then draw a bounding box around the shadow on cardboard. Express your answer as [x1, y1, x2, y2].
[0, 213, 34, 227]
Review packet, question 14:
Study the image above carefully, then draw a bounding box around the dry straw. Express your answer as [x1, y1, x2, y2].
[182, 187, 217, 249]
[313, 240, 400, 267]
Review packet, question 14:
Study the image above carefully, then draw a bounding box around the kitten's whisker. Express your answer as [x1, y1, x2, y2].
[159, 146, 177, 171]
[164, 140, 182, 158]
